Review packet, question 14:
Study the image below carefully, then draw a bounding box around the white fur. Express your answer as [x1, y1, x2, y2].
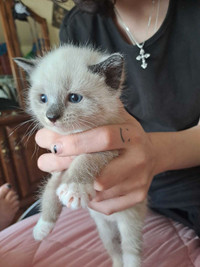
[90, 203, 146, 267]
[33, 217, 55, 241]
[56, 182, 95, 209]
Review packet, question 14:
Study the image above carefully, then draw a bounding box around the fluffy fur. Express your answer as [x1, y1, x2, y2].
[14, 45, 146, 267]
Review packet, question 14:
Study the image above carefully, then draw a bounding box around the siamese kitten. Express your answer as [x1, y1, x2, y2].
[15, 45, 146, 267]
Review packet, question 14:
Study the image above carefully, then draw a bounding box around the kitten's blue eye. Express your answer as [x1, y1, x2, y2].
[68, 93, 83, 103]
[40, 94, 48, 103]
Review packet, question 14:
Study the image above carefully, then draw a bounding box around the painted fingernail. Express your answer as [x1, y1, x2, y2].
[53, 145, 57, 154]
[6, 184, 12, 189]
[51, 143, 62, 154]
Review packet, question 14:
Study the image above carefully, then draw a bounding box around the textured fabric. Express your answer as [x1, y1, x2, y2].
[0, 208, 200, 267]
[59, 0, 200, 233]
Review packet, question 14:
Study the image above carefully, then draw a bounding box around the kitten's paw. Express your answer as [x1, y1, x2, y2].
[112, 256, 123, 267]
[33, 217, 55, 241]
[56, 183, 95, 209]
[123, 254, 141, 267]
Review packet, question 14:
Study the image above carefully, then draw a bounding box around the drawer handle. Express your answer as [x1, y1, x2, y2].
[1, 148, 8, 154]
[14, 145, 20, 151]
[0, 141, 10, 161]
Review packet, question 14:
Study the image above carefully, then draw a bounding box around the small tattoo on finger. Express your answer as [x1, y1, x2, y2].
[120, 127, 125, 143]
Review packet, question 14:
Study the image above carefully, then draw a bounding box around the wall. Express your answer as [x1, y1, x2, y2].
[0, 0, 74, 55]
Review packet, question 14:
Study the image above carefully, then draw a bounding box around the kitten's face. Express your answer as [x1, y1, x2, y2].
[15, 46, 124, 134]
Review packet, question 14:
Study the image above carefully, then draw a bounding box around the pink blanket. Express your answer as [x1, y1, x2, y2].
[0, 208, 200, 267]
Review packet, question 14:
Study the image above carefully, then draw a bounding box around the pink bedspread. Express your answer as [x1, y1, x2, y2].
[0, 208, 200, 267]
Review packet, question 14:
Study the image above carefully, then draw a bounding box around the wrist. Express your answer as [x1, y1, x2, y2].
[147, 131, 173, 175]
[148, 126, 200, 175]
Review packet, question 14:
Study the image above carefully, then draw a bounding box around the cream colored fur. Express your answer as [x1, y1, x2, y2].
[15, 45, 146, 267]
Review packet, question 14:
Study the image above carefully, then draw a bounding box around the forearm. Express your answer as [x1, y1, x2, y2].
[149, 125, 200, 175]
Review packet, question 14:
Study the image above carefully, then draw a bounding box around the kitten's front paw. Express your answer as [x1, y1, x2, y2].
[56, 183, 95, 209]
[33, 217, 55, 241]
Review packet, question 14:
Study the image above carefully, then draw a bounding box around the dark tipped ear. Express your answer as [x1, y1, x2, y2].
[88, 53, 124, 90]
[13, 57, 36, 74]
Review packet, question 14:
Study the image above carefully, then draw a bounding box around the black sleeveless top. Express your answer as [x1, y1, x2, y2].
[60, 0, 200, 210]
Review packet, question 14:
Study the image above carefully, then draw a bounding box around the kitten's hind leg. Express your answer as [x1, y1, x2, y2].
[90, 210, 123, 267]
[117, 206, 146, 267]
[33, 172, 63, 241]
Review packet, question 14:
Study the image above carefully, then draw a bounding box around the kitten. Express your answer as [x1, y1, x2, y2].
[14, 45, 146, 267]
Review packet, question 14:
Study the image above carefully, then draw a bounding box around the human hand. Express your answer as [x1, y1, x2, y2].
[35, 109, 157, 214]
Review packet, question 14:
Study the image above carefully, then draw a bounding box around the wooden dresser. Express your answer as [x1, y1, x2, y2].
[0, 0, 50, 220]
[0, 110, 46, 219]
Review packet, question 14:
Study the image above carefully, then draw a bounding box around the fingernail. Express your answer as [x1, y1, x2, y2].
[94, 181, 103, 191]
[51, 143, 62, 154]
[6, 184, 12, 189]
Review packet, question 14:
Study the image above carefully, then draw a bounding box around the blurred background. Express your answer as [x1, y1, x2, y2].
[0, 0, 74, 223]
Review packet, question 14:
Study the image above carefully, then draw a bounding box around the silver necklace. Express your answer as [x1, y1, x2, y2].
[114, 0, 161, 69]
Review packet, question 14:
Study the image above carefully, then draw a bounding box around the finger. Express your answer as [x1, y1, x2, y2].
[0, 184, 12, 199]
[35, 108, 142, 157]
[11, 199, 20, 208]
[37, 153, 74, 172]
[35, 109, 136, 149]
[94, 151, 132, 190]
[89, 190, 146, 215]
[9, 194, 19, 203]
[50, 122, 141, 157]
[13, 199, 20, 205]
[35, 128, 62, 149]
[94, 146, 147, 191]
[5, 190, 16, 201]
[94, 178, 147, 201]
[11, 201, 20, 212]
[13, 203, 20, 211]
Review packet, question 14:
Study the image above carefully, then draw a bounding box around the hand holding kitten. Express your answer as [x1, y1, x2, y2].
[36, 108, 157, 215]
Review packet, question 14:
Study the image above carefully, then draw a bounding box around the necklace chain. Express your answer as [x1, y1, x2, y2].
[114, 0, 161, 69]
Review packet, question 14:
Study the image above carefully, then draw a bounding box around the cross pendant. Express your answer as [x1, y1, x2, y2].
[136, 48, 150, 69]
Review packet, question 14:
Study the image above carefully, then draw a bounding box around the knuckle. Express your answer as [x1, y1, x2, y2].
[101, 128, 113, 149]
[137, 190, 146, 203]
[133, 131, 143, 144]
[98, 180, 110, 191]
[140, 177, 147, 188]
[104, 208, 114, 216]
[99, 183, 106, 191]
[135, 152, 147, 168]
[69, 135, 80, 154]
[96, 182, 105, 191]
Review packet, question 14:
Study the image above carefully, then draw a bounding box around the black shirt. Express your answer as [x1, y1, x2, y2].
[59, 0, 200, 211]
[60, 0, 200, 132]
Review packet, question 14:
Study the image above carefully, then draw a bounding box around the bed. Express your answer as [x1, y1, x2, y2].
[0, 207, 199, 267]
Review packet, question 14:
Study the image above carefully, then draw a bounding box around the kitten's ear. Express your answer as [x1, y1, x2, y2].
[88, 53, 124, 90]
[13, 57, 36, 74]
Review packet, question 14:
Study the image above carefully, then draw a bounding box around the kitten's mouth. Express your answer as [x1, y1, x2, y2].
[43, 116, 93, 135]
[43, 119, 64, 132]
[45, 120, 79, 135]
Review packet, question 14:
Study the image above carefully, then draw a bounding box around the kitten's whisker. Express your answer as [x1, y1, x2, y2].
[9, 118, 35, 137]
[32, 140, 40, 160]
[24, 122, 40, 147]
[78, 118, 97, 128]
[10, 106, 25, 113]
[20, 120, 39, 148]
[20, 121, 37, 142]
